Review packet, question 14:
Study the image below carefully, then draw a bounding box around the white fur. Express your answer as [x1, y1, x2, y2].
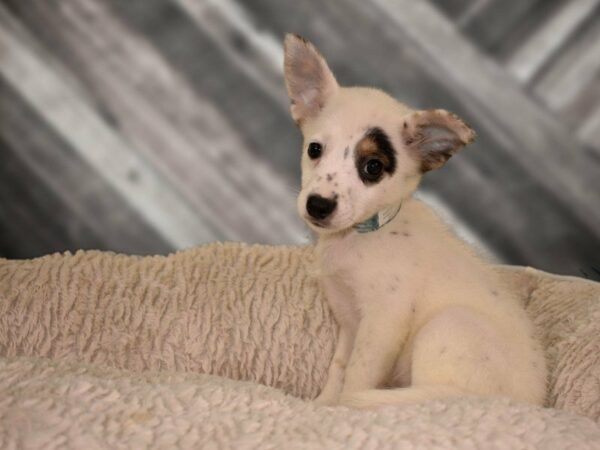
[283, 34, 547, 409]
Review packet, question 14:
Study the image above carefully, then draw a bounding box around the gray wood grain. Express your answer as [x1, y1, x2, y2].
[506, 0, 600, 82]
[458, 0, 544, 52]
[579, 99, 600, 148]
[0, 73, 171, 257]
[106, 0, 303, 179]
[0, 4, 223, 249]
[534, 16, 600, 113]
[430, 0, 478, 20]
[0, 142, 105, 258]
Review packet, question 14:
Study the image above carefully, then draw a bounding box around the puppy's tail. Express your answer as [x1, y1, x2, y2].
[340, 385, 473, 409]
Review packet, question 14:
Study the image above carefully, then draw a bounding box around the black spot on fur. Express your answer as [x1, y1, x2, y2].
[344, 146, 350, 159]
[402, 232, 411, 237]
[390, 231, 399, 235]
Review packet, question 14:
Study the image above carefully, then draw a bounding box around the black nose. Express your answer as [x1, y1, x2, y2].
[306, 195, 337, 220]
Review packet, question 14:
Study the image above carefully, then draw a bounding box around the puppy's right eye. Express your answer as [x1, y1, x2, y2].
[307, 142, 322, 159]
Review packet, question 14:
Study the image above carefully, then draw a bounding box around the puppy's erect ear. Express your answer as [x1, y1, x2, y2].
[401, 109, 476, 172]
[283, 34, 338, 125]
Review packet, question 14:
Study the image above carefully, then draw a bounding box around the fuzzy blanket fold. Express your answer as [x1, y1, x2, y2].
[1, 243, 599, 448]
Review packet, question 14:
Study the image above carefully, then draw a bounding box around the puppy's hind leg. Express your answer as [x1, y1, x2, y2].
[340, 306, 514, 409]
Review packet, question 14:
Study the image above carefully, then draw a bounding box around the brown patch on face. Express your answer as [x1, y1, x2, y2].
[354, 127, 396, 184]
[401, 109, 475, 173]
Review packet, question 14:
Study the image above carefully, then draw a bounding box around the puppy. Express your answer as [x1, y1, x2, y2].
[283, 34, 546, 409]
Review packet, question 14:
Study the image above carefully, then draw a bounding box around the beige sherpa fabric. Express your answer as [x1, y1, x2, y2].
[2, 357, 600, 449]
[497, 266, 600, 423]
[0, 244, 332, 399]
[0, 243, 599, 449]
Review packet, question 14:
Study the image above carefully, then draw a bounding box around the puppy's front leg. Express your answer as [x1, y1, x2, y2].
[341, 310, 408, 396]
[315, 327, 354, 405]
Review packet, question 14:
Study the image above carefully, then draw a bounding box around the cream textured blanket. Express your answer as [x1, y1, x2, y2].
[0, 243, 599, 448]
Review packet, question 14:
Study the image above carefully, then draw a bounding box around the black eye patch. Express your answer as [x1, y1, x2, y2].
[354, 127, 397, 184]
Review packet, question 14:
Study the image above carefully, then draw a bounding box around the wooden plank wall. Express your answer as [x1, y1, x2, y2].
[0, 0, 598, 279]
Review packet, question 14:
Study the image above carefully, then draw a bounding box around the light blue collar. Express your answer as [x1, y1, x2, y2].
[353, 203, 402, 234]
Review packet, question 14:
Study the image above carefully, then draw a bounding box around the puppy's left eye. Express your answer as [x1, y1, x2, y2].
[362, 159, 384, 180]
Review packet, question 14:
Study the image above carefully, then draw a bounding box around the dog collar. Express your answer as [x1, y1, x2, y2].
[353, 203, 402, 234]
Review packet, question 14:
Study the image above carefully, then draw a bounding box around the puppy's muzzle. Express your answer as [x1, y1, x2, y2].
[306, 194, 337, 221]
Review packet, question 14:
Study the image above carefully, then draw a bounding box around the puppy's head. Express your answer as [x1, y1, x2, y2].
[284, 34, 475, 234]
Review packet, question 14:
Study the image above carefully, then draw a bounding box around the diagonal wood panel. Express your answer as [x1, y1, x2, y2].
[0, 140, 87, 257]
[0, 0, 597, 277]
[506, 0, 600, 83]
[0, 78, 171, 257]
[174, 0, 287, 110]
[2, 0, 308, 246]
[104, 0, 303, 178]
[0, 5, 218, 249]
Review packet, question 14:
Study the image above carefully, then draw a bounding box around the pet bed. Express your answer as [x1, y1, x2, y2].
[0, 243, 599, 448]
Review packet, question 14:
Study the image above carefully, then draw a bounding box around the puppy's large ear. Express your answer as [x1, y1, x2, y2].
[401, 109, 475, 172]
[284, 34, 338, 125]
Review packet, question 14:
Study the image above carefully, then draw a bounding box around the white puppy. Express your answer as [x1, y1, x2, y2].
[283, 34, 547, 409]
